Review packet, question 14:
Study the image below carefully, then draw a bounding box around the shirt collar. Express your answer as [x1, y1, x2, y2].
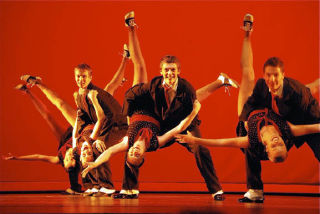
[162, 78, 178, 92]
[269, 83, 284, 98]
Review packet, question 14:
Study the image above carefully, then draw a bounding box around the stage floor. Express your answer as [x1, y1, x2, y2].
[0, 193, 319, 214]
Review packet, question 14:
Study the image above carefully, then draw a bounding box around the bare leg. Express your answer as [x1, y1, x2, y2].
[306, 78, 320, 95]
[25, 88, 65, 141]
[104, 48, 129, 96]
[196, 80, 222, 103]
[36, 82, 76, 126]
[128, 22, 148, 86]
[238, 20, 255, 116]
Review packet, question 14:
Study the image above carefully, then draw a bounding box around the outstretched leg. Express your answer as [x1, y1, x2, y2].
[306, 78, 320, 96]
[20, 75, 76, 126]
[127, 11, 148, 86]
[238, 14, 255, 116]
[16, 84, 65, 141]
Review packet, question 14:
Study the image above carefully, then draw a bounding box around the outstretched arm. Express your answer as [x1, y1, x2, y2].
[175, 133, 249, 148]
[3, 153, 60, 164]
[104, 50, 129, 95]
[157, 100, 201, 147]
[81, 137, 129, 178]
[288, 122, 320, 137]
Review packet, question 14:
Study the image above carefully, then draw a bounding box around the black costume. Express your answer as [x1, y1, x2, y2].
[75, 83, 128, 190]
[121, 77, 222, 193]
[238, 77, 320, 190]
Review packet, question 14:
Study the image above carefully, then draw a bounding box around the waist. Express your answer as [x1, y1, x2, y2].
[129, 114, 160, 128]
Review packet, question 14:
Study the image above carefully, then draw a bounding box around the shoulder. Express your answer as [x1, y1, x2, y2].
[178, 77, 196, 94]
[284, 77, 307, 93]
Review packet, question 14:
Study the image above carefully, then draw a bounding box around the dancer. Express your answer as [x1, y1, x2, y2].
[176, 14, 320, 203]
[112, 11, 238, 200]
[4, 47, 129, 194]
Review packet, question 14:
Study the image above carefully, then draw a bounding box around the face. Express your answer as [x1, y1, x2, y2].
[74, 68, 92, 89]
[160, 63, 180, 87]
[127, 139, 146, 166]
[264, 66, 284, 94]
[80, 141, 94, 167]
[260, 125, 287, 163]
[64, 148, 76, 170]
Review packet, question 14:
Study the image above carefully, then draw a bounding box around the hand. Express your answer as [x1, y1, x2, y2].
[81, 162, 97, 178]
[73, 91, 79, 105]
[93, 140, 106, 153]
[175, 131, 196, 144]
[87, 90, 98, 101]
[2, 153, 16, 160]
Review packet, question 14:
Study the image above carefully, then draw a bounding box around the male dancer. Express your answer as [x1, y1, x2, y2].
[114, 11, 239, 200]
[237, 14, 320, 202]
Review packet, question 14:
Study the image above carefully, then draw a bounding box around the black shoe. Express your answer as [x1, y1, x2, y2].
[243, 14, 254, 32]
[124, 11, 136, 27]
[238, 197, 264, 203]
[112, 193, 138, 199]
[20, 75, 42, 86]
[213, 193, 225, 201]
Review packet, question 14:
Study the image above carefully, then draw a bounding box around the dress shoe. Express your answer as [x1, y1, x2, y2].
[20, 74, 42, 86]
[125, 11, 136, 27]
[243, 14, 254, 32]
[219, 73, 240, 88]
[238, 196, 264, 203]
[213, 193, 225, 201]
[112, 193, 139, 199]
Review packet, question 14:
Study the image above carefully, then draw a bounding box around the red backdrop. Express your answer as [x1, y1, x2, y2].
[0, 1, 319, 192]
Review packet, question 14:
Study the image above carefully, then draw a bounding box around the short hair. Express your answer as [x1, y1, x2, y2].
[75, 63, 92, 75]
[263, 57, 284, 73]
[160, 55, 181, 71]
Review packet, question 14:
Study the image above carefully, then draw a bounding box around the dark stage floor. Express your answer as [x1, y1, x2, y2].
[0, 193, 319, 214]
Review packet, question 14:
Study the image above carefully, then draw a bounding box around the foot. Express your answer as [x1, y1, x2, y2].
[20, 75, 42, 86]
[112, 193, 139, 199]
[63, 188, 81, 195]
[14, 84, 28, 92]
[243, 13, 254, 32]
[213, 193, 225, 201]
[123, 44, 130, 58]
[218, 73, 240, 88]
[125, 11, 136, 27]
[238, 196, 264, 203]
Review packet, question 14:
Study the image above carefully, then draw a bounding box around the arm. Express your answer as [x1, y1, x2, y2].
[157, 100, 201, 147]
[3, 153, 60, 164]
[87, 90, 106, 140]
[104, 54, 129, 96]
[81, 136, 129, 177]
[288, 122, 320, 137]
[175, 133, 249, 148]
[72, 109, 81, 148]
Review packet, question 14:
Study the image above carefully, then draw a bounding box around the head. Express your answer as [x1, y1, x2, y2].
[74, 63, 92, 89]
[260, 125, 287, 163]
[126, 128, 151, 167]
[80, 141, 94, 168]
[63, 148, 76, 170]
[263, 57, 285, 94]
[160, 55, 181, 87]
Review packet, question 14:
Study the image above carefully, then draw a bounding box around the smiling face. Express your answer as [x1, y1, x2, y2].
[64, 148, 76, 170]
[264, 66, 284, 94]
[127, 138, 146, 167]
[80, 141, 94, 168]
[260, 125, 287, 163]
[74, 68, 92, 90]
[160, 63, 180, 87]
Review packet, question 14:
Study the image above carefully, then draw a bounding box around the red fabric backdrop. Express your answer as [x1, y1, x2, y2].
[0, 1, 319, 191]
